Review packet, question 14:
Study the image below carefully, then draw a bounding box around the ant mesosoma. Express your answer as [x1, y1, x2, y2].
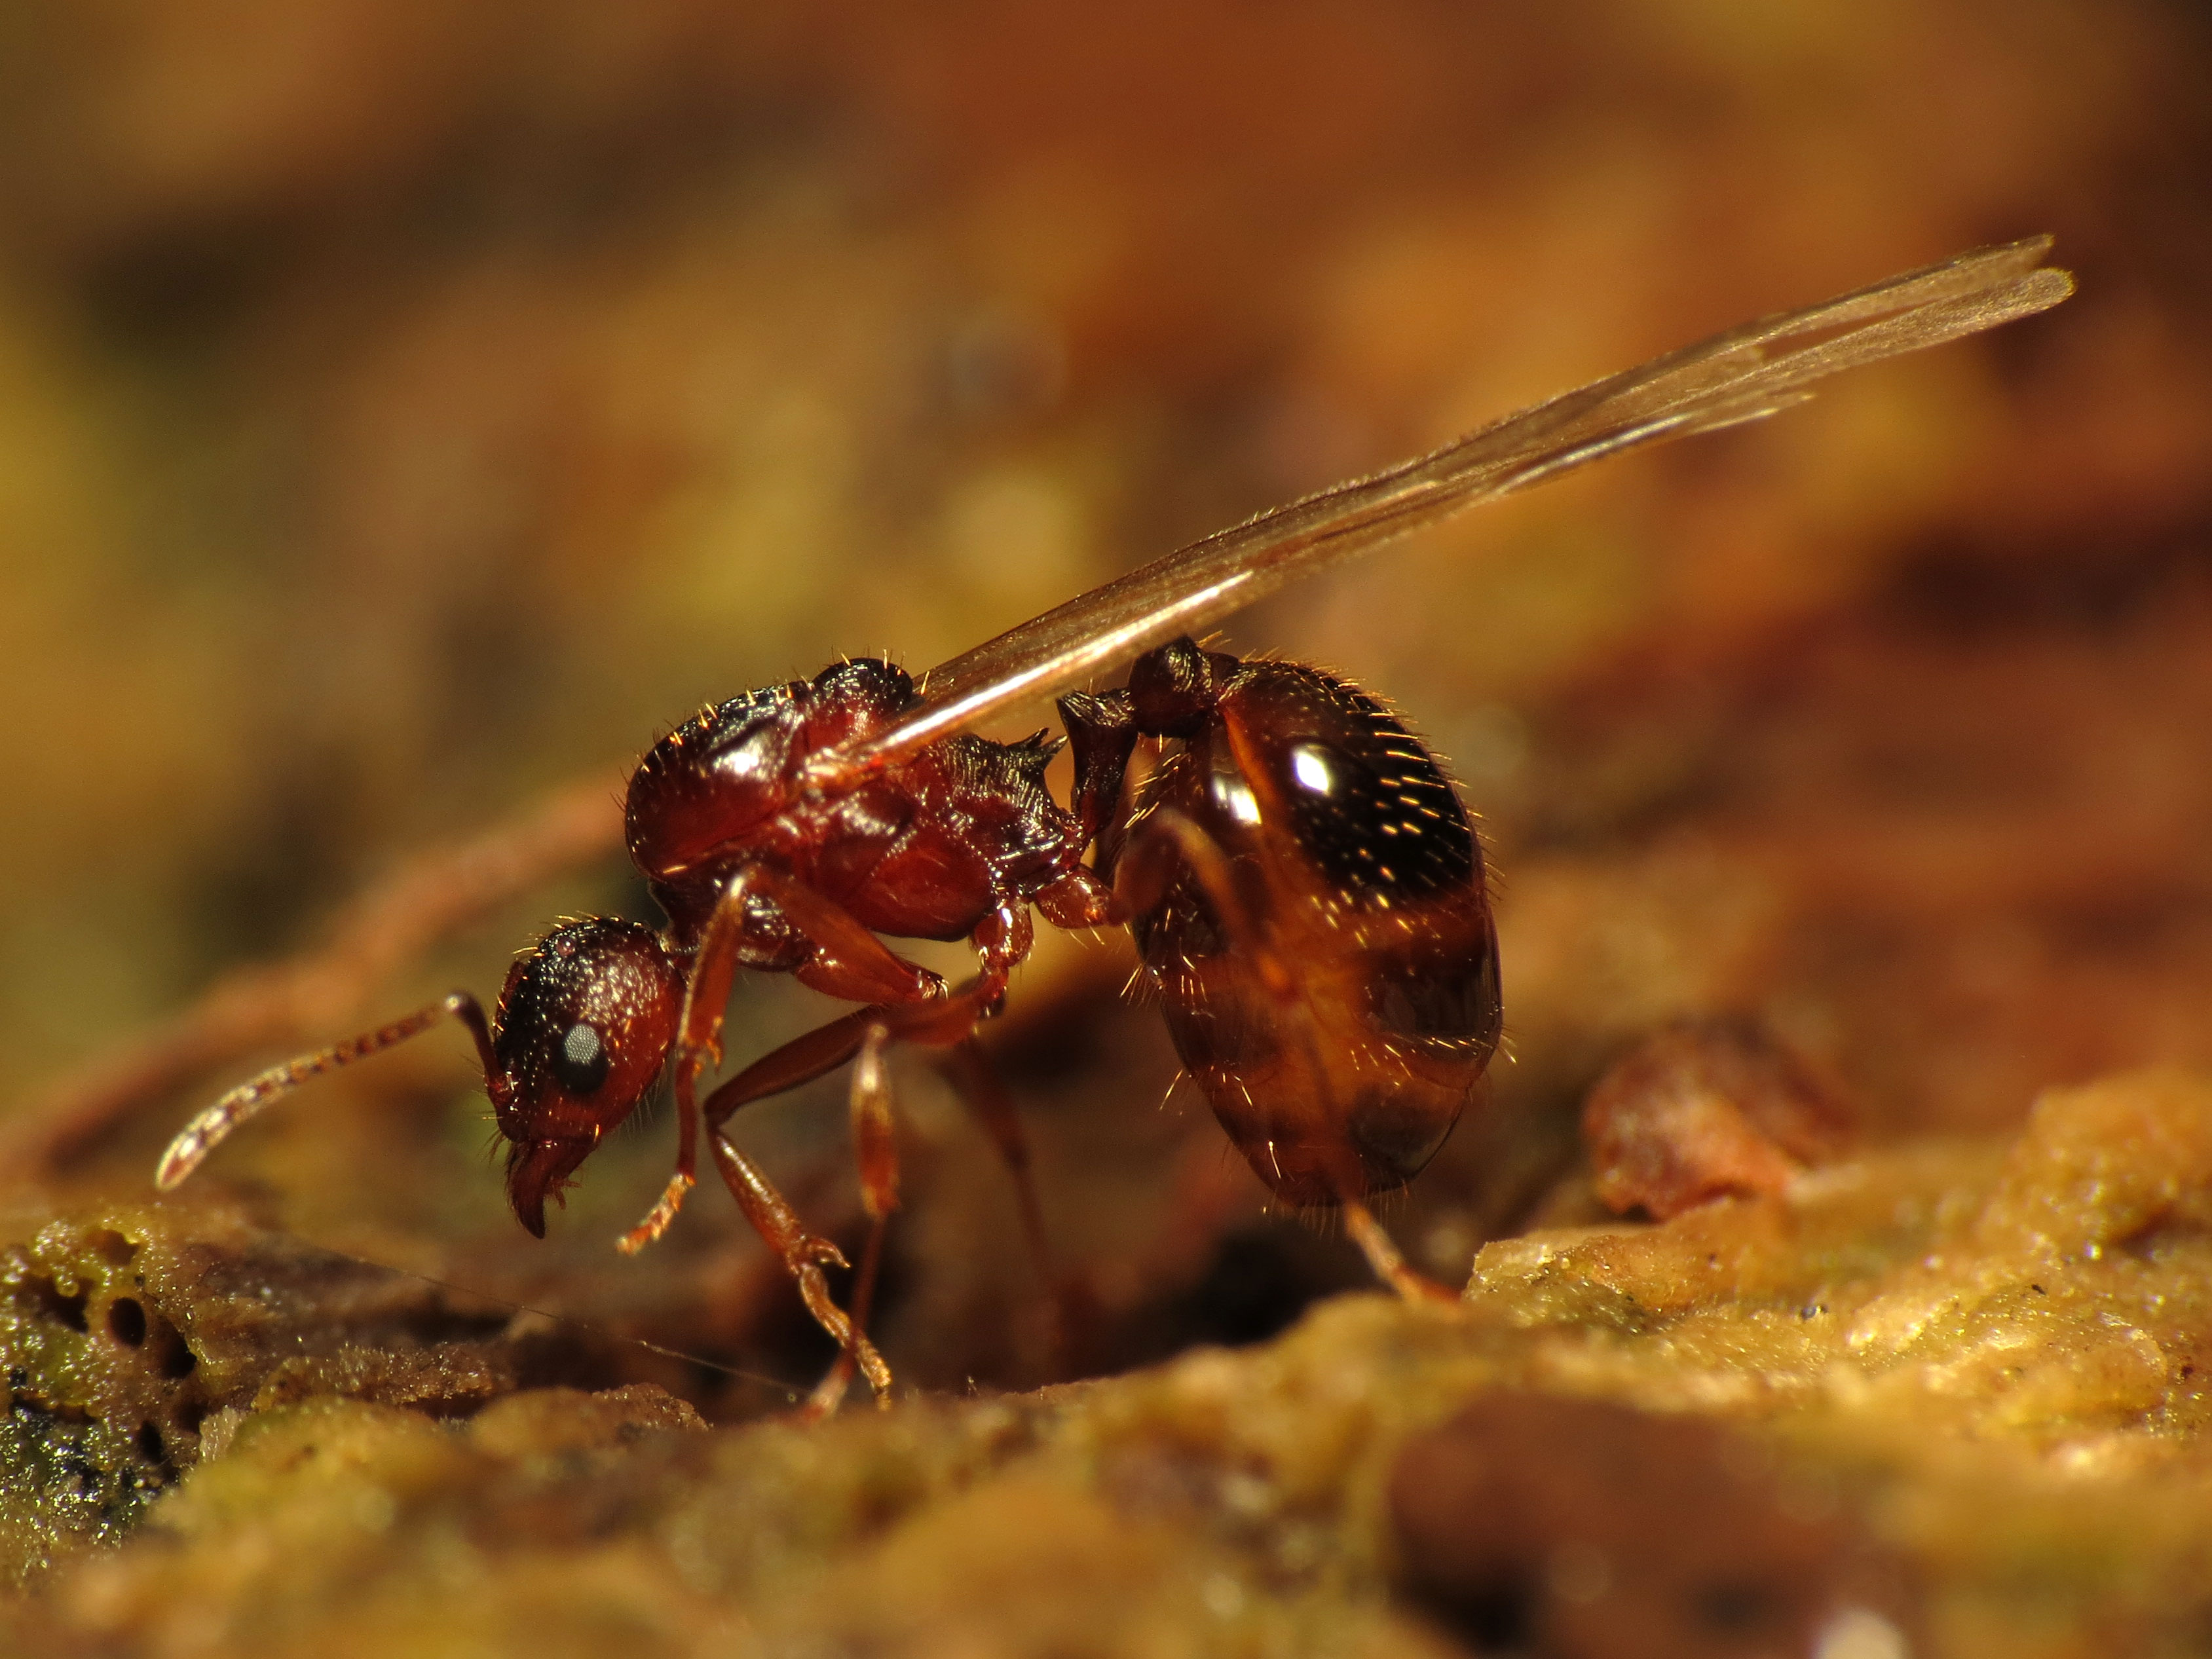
[157, 239, 2071, 1410]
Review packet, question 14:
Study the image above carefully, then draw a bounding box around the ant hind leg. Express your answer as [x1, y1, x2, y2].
[800, 1020, 896, 1419]
[937, 1037, 1072, 1375]
[1340, 1199, 1458, 1305]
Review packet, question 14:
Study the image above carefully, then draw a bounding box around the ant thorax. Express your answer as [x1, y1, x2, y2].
[625, 659, 1083, 961]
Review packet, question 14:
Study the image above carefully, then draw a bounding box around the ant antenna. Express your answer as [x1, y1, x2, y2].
[156, 992, 500, 1190]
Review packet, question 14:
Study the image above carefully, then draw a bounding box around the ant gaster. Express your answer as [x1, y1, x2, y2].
[158, 240, 2072, 1410]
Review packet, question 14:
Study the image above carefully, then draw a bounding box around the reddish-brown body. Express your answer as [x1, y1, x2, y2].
[626, 662, 1095, 963]
[1112, 658, 1501, 1208]
[488, 656, 1114, 1236]
[154, 240, 2070, 1407]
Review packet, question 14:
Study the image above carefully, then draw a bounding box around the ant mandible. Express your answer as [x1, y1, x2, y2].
[157, 239, 2071, 1409]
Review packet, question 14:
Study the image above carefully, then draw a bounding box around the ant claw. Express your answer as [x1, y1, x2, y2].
[618, 1170, 696, 1255]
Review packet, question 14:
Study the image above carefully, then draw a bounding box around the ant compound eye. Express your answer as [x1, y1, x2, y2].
[552, 1020, 610, 1096]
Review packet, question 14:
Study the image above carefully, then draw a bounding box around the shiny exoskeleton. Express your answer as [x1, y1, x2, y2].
[1059, 643, 1500, 1220]
[491, 642, 1503, 1275]
[491, 658, 1112, 1239]
[157, 239, 2073, 1411]
[161, 639, 1493, 1407]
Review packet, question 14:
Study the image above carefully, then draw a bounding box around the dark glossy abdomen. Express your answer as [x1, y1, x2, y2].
[1132, 661, 1501, 1207]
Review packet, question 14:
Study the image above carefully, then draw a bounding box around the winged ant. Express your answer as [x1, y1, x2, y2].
[157, 239, 2072, 1410]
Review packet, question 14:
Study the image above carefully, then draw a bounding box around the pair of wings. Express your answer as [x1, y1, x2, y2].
[815, 236, 2071, 783]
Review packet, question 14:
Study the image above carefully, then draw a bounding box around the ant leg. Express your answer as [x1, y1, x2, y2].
[939, 1038, 1055, 1288]
[620, 867, 949, 1254]
[938, 1035, 1073, 1375]
[1341, 1200, 1458, 1305]
[689, 896, 1035, 1412]
[707, 1128, 893, 1409]
[806, 1020, 1061, 1413]
[801, 1020, 897, 1419]
[698, 899, 1034, 1130]
[1113, 810, 1458, 1305]
[1106, 809, 1276, 985]
[629, 870, 969, 1406]
[752, 867, 945, 1007]
[700, 994, 984, 1420]
[620, 868, 765, 1254]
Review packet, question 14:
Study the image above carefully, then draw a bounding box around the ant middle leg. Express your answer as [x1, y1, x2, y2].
[631, 867, 954, 1411]
[700, 900, 1034, 1132]
[802, 1022, 1068, 1415]
[620, 865, 946, 1254]
[798, 1019, 895, 1419]
[701, 906, 1039, 1413]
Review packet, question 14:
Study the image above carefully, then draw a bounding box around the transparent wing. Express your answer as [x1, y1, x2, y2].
[826, 236, 2071, 779]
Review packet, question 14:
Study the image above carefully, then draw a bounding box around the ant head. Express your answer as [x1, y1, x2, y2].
[489, 917, 683, 1237]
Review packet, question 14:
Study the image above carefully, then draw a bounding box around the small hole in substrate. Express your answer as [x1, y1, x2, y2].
[87, 1230, 138, 1266]
[107, 1297, 147, 1347]
[147, 1318, 197, 1379]
[175, 1397, 206, 1437]
[137, 1421, 165, 1464]
[24, 1273, 89, 1332]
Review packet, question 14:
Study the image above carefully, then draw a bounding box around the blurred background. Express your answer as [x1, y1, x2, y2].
[3, 0, 2210, 1404]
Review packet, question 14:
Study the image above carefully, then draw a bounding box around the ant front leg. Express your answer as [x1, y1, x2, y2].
[620, 865, 945, 1255]
[616, 868, 756, 1255]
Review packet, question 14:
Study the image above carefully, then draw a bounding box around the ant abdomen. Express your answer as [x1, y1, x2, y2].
[492, 917, 685, 1235]
[1115, 648, 1501, 1209]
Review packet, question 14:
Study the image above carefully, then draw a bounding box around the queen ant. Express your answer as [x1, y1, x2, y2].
[157, 239, 2071, 1411]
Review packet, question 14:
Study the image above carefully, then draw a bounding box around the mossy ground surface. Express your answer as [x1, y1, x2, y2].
[7, 1071, 2212, 1656]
